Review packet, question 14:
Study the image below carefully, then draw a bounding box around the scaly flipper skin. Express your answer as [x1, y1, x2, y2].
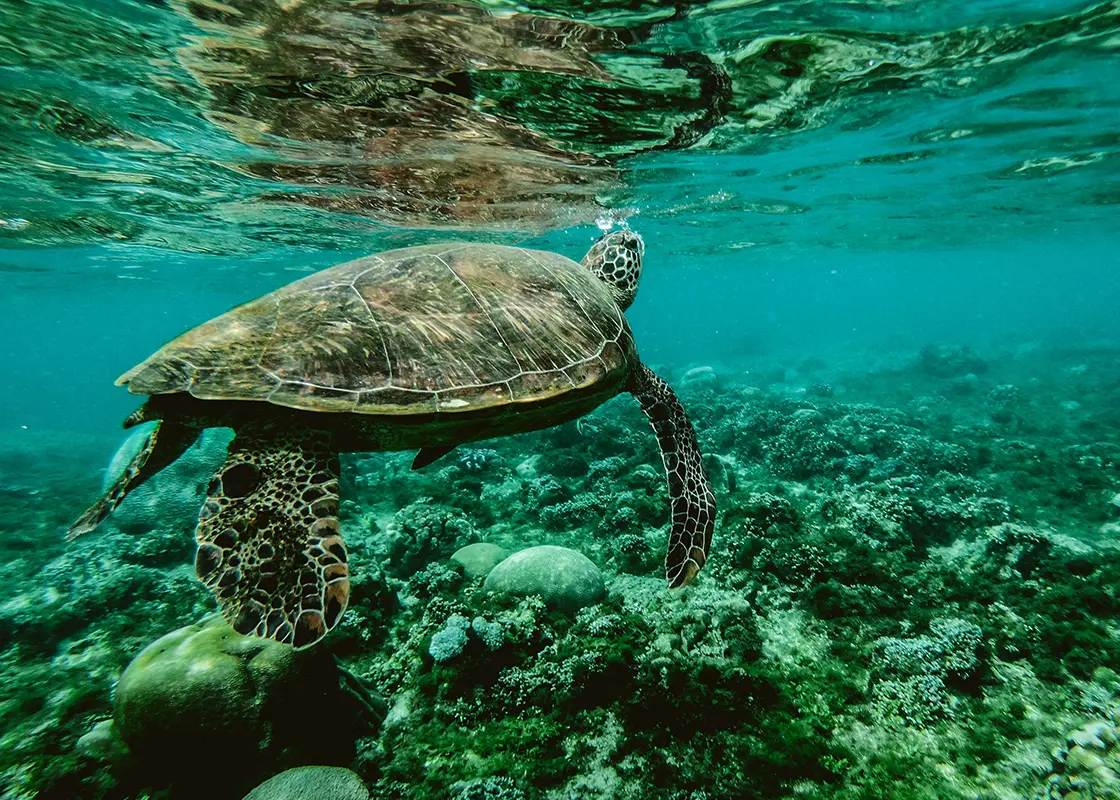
[194, 424, 348, 649]
[630, 363, 716, 588]
[67, 419, 198, 541]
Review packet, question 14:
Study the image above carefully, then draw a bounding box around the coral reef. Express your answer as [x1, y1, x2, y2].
[2, 341, 1119, 799]
[378, 499, 478, 579]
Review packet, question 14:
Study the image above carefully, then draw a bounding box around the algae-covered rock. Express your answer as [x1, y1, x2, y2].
[74, 719, 126, 761]
[113, 615, 348, 785]
[484, 545, 604, 611]
[680, 364, 721, 390]
[1045, 713, 1120, 799]
[451, 542, 507, 579]
[242, 766, 369, 800]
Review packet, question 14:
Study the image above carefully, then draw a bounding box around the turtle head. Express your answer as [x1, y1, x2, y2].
[581, 229, 644, 310]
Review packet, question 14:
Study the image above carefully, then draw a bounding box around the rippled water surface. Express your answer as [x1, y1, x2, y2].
[2, 0, 1118, 256]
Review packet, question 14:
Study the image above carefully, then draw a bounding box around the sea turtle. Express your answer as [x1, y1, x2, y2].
[69, 230, 716, 648]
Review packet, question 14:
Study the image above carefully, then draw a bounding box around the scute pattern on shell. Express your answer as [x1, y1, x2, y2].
[117, 244, 633, 415]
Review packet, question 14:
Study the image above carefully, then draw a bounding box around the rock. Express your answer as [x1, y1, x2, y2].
[451, 543, 508, 579]
[702, 454, 737, 495]
[680, 365, 720, 390]
[75, 719, 126, 761]
[1068, 720, 1117, 750]
[114, 615, 348, 784]
[948, 373, 979, 395]
[484, 545, 604, 612]
[1065, 745, 1105, 773]
[243, 766, 369, 800]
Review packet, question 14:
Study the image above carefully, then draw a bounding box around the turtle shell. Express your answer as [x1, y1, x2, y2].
[118, 243, 636, 415]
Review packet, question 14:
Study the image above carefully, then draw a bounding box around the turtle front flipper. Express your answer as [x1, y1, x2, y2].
[68, 419, 198, 540]
[195, 424, 348, 649]
[630, 363, 716, 589]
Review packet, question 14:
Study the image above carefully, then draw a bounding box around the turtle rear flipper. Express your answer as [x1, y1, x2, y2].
[630, 363, 716, 588]
[68, 419, 198, 540]
[195, 424, 349, 649]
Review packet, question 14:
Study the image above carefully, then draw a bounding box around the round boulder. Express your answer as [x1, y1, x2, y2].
[114, 615, 347, 786]
[484, 545, 604, 612]
[75, 720, 126, 762]
[451, 543, 508, 579]
[680, 365, 720, 390]
[243, 766, 369, 800]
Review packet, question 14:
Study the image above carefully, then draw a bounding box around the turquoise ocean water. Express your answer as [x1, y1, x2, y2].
[1, 0, 1119, 798]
